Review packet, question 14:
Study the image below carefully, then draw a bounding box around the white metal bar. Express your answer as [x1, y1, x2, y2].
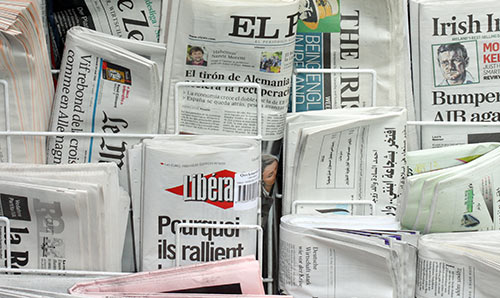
[0, 268, 125, 276]
[0, 217, 11, 269]
[292, 200, 376, 215]
[0, 131, 159, 138]
[50, 69, 60, 75]
[292, 68, 377, 113]
[408, 121, 500, 127]
[266, 204, 273, 293]
[174, 82, 262, 138]
[174, 223, 264, 274]
[0, 80, 12, 163]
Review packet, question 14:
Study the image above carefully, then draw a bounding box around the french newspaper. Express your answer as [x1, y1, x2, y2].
[46, 27, 161, 185]
[141, 136, 261, 270]
[0, 181, 86, 270]
[293, 0, 412, 112]
[411, 0, 500, 148]
[162, 0, 300, 141]
[47, 0, 162, 67]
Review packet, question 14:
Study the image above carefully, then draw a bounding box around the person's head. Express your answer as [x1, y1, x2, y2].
[262, 154, 279, 193]
[437, 43, 469, 85]
[189, 46, 204, 62]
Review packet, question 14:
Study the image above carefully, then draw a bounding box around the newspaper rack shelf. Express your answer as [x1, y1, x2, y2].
[0, 80, 274, 293]
[292, 200, 376, 215]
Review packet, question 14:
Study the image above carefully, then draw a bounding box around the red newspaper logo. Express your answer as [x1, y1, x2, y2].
[166, 170, 236, 209]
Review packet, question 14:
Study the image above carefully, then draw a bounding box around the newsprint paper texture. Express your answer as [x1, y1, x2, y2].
[411, 0, 500, 148]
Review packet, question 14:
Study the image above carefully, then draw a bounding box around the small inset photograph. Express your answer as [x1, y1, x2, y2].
[186, 45, 208, 66]
[433, 41, 479, 87]
[102, 61, 132, 85]
[260, 51, 282, 74]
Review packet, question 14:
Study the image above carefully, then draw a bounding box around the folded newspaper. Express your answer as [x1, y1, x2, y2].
[47, 0, 163, 67]
[400, 143, 500, 233]
[293, 0, 413, 113]
[0, 0, 54, 163]
[70, 256, 265, 295]
[417, 231, 500, 298]
[0, 163, 128, 272]
[161, 0, 300, 141]
[283, 107, 407, 216]
[139, 136, 261, 270]
[46, 26, 163, 187]
[410, 0, 500, 148]
[407, 142, 500, 175]
[279, 214, 418, 298]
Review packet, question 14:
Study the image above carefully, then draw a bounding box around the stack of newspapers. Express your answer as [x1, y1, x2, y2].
[283, 107, 407, 216]
[400, 143, 500, 233]
[416, 231, 500, 298]
[0, 0, 54, 163]
[279, 215, 418, 298]
[0, 163, 129, 272]
[410, 0, 500, 148]
[127, 135, 261, 271]
[46, 26, 165, 187]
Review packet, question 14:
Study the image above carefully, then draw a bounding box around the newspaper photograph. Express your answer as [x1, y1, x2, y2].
[141, 136, 261, 270]
[162, 0, 300, 141]
[47, 0, 163, 66]
[411, 0, 500, 148]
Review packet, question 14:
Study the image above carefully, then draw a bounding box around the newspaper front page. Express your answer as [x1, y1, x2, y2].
[141, 136, 261, 270]
[47, 0, 162, 66]
[412, 0, 500, 148]
[162, 0, 300, 141]
[0, 181, 87, 270]
[293, 0, 413, 112]
[46, 27, 161, 185]
[284, 108, 407, 216]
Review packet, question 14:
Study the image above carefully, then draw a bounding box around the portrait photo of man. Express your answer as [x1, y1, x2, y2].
[435, 42, 478, 86]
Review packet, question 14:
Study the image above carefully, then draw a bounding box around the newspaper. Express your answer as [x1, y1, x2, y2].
[417, 231, 500, 298]
[411, 0, 500, 148]
[293, 0, 413, 113]
[0, 0, 54, 163]
[0, 163, 128, 272]
[46, 26, 161, 187]
[279, 215, 418, 298]
[70, 256, 265, 295]
[283, 107, 407, 216]
[161, 0, 300, 141]
[407, 142, 500, 175]
[140, 136, 261, 270]
[0, 180, 88, 270]
[47, 0, 163, 67]
[400, 145, 500, 233]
